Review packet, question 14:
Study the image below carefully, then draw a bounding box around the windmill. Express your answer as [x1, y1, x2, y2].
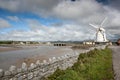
[89, 17, 108, 42]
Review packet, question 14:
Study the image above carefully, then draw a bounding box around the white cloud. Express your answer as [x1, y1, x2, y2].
[53, 0, 104, 20]
[0, 18, 11, 28]
[0, 18, 92, 41]
[7, 16, 20, 22]
[0, 0, 59, 15]
[107, 8, 120, 27]
[0, 0, 120, 41]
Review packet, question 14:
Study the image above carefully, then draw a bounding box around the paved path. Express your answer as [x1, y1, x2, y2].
[110, 46, 120, 80]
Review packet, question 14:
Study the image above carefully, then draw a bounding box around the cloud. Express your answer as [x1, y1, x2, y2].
[0, 0, 59, 16]
[0, 0, 118, 24]
[109, 0, 120, 11]
[0, 0, 120, 41]
[0, 0, 20, 12]
[7, 16, 20, 22]
[0, 18, 11, 28]
[0, 0, 106, 18]
[0, 18, 92, 41]
[53, 0, 104, 19]
[25, 19, 90, 41]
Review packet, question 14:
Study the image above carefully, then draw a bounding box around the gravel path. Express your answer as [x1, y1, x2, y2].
[110, 46, 120, 80]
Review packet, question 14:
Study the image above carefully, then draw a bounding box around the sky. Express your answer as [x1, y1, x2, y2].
[0, 0, 120, 41]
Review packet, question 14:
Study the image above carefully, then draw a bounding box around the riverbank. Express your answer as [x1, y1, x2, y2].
[46, 47, 114, 80]
[0, 45, 107, 79]
[0, 46, 74, 70]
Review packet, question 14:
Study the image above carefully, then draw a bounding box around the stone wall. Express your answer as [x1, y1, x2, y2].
[0, 45, 106, 80]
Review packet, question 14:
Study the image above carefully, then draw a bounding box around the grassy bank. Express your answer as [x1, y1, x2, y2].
[46, 47, 114, 80]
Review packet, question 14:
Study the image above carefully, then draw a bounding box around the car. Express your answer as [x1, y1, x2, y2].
[116, 39, 120, 45]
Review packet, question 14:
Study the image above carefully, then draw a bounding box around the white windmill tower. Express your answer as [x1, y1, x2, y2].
[89, 17, 108, 42]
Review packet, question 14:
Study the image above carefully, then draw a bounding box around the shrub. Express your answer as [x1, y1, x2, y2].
[47, 48, 114, 80]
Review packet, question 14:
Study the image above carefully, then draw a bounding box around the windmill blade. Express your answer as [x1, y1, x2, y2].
[93, 31, 96, 40]
[89, 23, 99, 29]
[88, 29, 96, 41]
[100, 17, 107, 27]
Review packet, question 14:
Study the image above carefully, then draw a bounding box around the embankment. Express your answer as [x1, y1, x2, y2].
[0, 45, 106, 80]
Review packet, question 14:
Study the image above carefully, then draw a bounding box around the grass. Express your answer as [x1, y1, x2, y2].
[46, 47, 114, 80]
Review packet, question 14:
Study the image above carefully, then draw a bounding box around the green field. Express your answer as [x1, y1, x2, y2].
[46, 47, 114, 80]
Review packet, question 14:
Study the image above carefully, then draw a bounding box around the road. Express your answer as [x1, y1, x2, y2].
[110, 46, 120, 80]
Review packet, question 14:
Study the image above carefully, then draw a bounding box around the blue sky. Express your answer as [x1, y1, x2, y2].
[0, 0, 120, 41]
[0, 8, 62, 30]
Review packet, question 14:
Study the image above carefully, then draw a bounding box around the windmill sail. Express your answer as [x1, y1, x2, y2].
[89, 23, 99, 29]
[100, 17, 107, 26]
[89, 17, 108, 42]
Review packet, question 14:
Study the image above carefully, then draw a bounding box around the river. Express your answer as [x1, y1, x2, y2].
[0, 46, 74, 70]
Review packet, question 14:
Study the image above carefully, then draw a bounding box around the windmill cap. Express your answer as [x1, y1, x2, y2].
[99, 28, 105, 31]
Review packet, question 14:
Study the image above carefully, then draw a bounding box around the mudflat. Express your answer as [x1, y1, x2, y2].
[0, 45, 74, 70]
[0, 47, 20, 52]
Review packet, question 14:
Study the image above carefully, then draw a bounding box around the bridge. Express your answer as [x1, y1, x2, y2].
[53, 43, 67, 46]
